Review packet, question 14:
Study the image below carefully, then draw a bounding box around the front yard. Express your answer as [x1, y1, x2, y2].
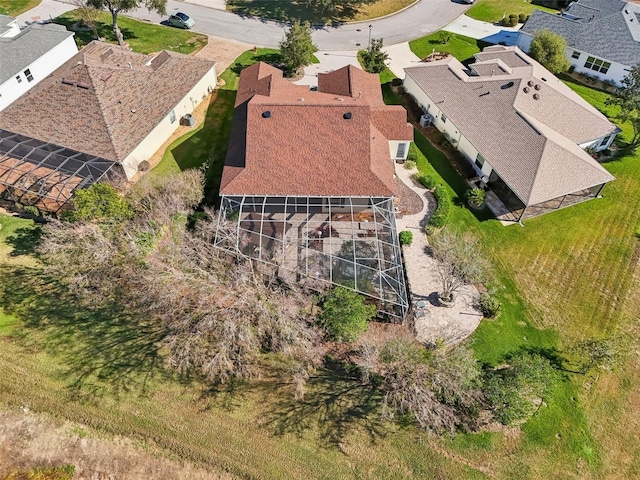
[54, 11, 207, 54]
[0, 0, 40, 16]
[466, 0, 558, 23]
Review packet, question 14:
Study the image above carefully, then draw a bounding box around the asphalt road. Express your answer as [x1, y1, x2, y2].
[127, 0, 471, 50]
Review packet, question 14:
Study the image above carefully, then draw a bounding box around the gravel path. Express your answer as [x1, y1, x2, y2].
[394, 164, 484, 346]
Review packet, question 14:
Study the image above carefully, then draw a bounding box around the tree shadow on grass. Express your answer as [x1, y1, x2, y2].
[5, 225, 41, 257]
[264, 358, 386, 449]
[0, 265, 167, 398]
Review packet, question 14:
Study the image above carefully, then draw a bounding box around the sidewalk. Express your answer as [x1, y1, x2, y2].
[16, 0, 74, 25]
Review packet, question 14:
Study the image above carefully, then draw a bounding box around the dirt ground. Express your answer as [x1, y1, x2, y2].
[0, 409, 232, 479]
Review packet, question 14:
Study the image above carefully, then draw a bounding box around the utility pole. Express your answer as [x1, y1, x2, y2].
[368, 24, 372, 49]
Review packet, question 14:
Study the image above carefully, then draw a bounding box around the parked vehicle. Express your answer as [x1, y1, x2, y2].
[168, 12, 195, 29]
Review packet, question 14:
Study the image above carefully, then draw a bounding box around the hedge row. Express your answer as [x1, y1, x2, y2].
[413, 172, 437, 190]
[428, 185, 450, 228]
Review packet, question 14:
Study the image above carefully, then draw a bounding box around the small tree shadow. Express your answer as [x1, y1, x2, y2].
[265, 358, 386, 448]
[5, 225, 42, 257]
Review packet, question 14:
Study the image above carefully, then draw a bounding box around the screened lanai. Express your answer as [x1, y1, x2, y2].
[0, 129, 119, 213]
[214, 195, 408, 320]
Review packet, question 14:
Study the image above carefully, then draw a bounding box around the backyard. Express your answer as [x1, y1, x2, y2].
[1, 36, 639, 479]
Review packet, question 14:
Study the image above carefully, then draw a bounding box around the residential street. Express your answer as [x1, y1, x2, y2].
[19, 0, 471, 50]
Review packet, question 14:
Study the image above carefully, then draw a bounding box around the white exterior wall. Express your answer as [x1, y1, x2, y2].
[579, 132, 617, 152]
[517, 31, 629, 86]
[0, 19, 20, 37]
[120, 65, 217, 178]
[388, 140, 410, 160]
[0, 35, 78, 111]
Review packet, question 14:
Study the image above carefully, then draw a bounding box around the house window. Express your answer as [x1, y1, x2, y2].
[440, 113, 447, 123]
[328, 197, 345, 207]
[475, 153, 485, 170]
[571, 50, 580, 59]
[15, 75, 22, 84]
[599, 134, 613, 148]
[24, 69, 33, 82]
[396, 142, 406, 158]
[584, 56, 611, 74]
[169, 109, 176, 123]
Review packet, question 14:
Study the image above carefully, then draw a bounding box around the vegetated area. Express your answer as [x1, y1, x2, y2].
[1, 39, 639, 480]
[409, 32, 490, 63]
[0, 0, 39, 16]
[53, 10, 208, 54]
[226, 0, 414, 23]
[466, 0, 557, 23]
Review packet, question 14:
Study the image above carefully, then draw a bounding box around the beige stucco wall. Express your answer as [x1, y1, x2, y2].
[120, 65, 217, 178]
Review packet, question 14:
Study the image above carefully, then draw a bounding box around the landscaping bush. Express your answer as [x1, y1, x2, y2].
[391, 77, 403, 87]
[22, 205, 40, 217]
[404, 160, 416, 170]
[428, 185, 450, 228]
[399, 230, 414, 246]
[420, 175, 437, 190]
[319, 286, 375, 342]
[464, 188, 486, 209]
[518, 13, 527, 23]
[508, 14, 518, 27]
[478, 293, 502, 318]
[424, 224, 436, 236]
[500, 17, 510, 27]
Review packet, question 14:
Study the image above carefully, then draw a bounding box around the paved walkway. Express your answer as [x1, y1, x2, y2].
[394, 164, 483, 346]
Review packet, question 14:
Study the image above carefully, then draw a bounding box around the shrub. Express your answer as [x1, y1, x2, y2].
[421, 175, 437, 190]
[361, 38, 389, 74]
[424, 224, 436, 236]
[500, 17, 510, 27]
[518, 13, 527, 23]
[22, 205, 40, 217]
[404, 160, 416, 170]
[464, 188, 486, 209]
[478, 293, 501, 318]
[399, 230, 414, 246]
[319, 286, 375, 342]
[63, 183, 133, 222]
[428, 185, 451, 229]
[391, 77, 402, 87]
[138, 160, 150, 172]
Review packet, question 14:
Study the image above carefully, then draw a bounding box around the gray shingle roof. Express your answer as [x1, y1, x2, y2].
[0, 22, 75, 84]
[521, 0, 640, 66]
[404, 46, 616, 206]
[0, 41, 216, 162]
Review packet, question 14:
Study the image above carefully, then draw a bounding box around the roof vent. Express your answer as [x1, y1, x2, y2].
[100, 72, 112, 82]
[527, 80, 534, 87]
[262, 111, 271, 118]
[533, 93, 540, 100]
[131, 108, 137, 113]
[298, 97, 304, 102]
[337, 97, 344, 102]
[501, 81, 515, 90]
[61, 79, 75, 86]
[343, 112, 352, 120]
[534, 84, 541, 90]
[76, 82, 90, 89]
[523, 86, 530, 93]
[541, 77, 547, 82]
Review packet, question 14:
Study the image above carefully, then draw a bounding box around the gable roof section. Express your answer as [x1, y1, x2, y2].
[0, 22, 74, 84]
[0, 41, 216, 162]
[220, 63, 412, 197]
[521, 0, 640, 66]
[404, 46, 616, 206]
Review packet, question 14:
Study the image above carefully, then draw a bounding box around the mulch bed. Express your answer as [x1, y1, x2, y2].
[395, 175, 424, 216]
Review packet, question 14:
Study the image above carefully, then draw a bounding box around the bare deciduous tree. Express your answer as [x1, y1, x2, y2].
[429, 230, 489, 302]
[72, 0, 103, 40]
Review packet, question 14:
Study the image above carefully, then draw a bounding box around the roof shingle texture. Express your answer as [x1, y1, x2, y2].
[0, 41, 216, 162]
[521, 0, 640, 66]
[0, 22, 75, 84]
[220, 63, 413, 197]
[404, 46, 616, 205]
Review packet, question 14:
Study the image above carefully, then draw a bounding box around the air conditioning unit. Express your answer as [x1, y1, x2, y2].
[419, 114, 433, 127]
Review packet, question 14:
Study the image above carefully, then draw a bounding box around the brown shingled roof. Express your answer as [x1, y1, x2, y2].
[220, 63, 412, 197]
[0, 41, 216, 162]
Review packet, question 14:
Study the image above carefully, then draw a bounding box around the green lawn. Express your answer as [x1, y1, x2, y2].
[226, 0, 414, 23]
[409, 32, 490, 63]
[399, 66, 640, 477]
[0, 0, 40, 16]
[54, 11, 207, 54]
[466, 0, 558, 23]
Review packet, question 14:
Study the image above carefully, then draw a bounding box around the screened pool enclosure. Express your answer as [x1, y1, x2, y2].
[214, 195, 408, 320]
